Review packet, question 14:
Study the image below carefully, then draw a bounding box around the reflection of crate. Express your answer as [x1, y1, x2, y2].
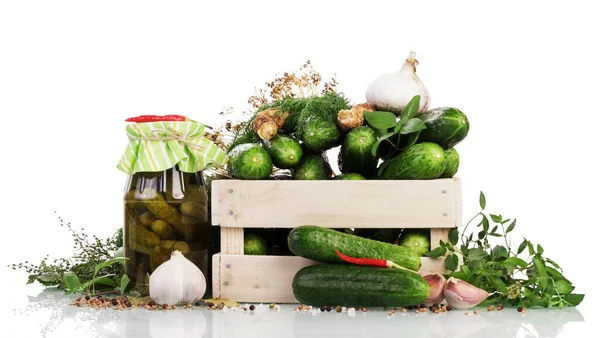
[211, 178, 462, 303]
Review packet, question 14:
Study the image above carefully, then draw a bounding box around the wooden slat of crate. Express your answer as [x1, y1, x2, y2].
[212, 178, 461, 229]
[212, 253, 448, 303]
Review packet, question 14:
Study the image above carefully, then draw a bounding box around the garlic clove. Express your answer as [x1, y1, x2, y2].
[423, 274, 446, 306]
[365, 51, 430, 114]
[149, 250, 206, 305]
[443, 277, 489, 309]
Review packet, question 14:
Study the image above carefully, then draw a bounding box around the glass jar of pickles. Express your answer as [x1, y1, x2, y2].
[117, 115, 227, 294]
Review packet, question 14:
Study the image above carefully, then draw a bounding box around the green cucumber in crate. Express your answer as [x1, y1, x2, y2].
[417, 107, 470, 149]
[288, 226, 421, 271]
[293, 264, 429, 307]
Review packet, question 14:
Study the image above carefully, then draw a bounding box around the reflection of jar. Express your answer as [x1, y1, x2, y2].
[123, 166, 208, 293]
[116, 116, 227, 295]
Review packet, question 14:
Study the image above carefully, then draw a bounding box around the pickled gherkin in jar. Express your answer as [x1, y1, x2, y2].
[122, 167, 210, 294]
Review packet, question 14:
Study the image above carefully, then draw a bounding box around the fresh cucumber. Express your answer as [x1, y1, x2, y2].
[288, 225, 421, 271]
[293, 264, 429, 307]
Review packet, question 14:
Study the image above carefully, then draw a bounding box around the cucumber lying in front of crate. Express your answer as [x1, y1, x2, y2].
[293, 264, 429, 307]
[288, 225, 421, 271]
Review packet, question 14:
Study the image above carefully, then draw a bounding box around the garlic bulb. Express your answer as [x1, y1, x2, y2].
[149, 250, 206, 305]
[423, 274, 446, 306]
[443, 277, 489, 309]
[365, 51, 430, 114]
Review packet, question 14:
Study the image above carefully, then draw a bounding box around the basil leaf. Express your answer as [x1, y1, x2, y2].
[517, 239, 528, 254]
[364, 111, 397, 130]
[426, 246, 447, 258]
[445, 254, 459, 271]
[399, 118, 427, 135]
[554, 280, 574, 295]
[506, 219, 516, 233]
[403, 131, 421, 148]
[371, 132, 395, 156]
[563, 294, 585, 306]
[492, 245, 508, 259]
[63, 271, 81, 294]
[479, 191, 486, 209]
[448, 228, 459, 246]
[467, 248, 487, 261]
[399, 95, 421, 125]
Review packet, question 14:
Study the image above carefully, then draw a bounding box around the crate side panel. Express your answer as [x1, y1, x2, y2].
[215, 179, 459, 228]
[217, 254, 318, 303]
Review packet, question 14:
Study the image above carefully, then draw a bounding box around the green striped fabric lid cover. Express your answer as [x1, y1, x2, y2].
[117, 119, 228, 174]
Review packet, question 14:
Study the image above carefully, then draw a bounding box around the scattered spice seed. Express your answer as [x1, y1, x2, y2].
[391, 309, 396, 314]
[325, 306, 332, 312]
[401, 308, 407, 313]
[249, 305, 255, 311]
[336, 306, 342, 313]
[361, 307, 367, 312]
[148, 300, 156, 307]
[434, 309, 439, 314]
[488, 305, 495, 312]
[517, 306, 524, 312]
[446, 305, 453, 311]
[111, 299, 118, 306]
[125, 301, 132, 308]
[473, 310, 479, 315]
[207, 302, 215, 307]
[269, 303, 276, 309]
[497, 304, 504, 311]
[76, 296, 82, 302]
[419, 304, 426, 309]
[172, 305, 176, 310]
[195, 301, 201, 307]
[162, 304, 168, 310]
[85, 296, 90, 300]
[387, 311, 392, 316]
[464, 312, 468, 315]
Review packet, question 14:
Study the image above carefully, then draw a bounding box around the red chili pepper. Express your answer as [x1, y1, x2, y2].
[335, 250, 407, 270]
[125, 114, 187, 123]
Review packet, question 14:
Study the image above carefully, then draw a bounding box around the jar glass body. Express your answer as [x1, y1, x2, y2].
[123, 166, 208, 294]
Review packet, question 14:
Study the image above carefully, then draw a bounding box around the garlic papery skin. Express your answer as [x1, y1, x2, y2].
[149, 250, 206, 305]
[443, 277, 489, 309]
[423, 274, 446, 306]
[365, 51, 430, 114]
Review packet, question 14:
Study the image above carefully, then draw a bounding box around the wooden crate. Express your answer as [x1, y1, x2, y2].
[211, 177, 462, 303]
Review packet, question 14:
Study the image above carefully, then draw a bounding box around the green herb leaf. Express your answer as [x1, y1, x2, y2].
[364, 111, 397, 130]
[482, 216, 490, 232]
[517, 239, 528, 254]
[545, 258, 562, 270]
[399, 118, 427, 135]
[563, 294, 585, 306]
[554, 280, 574, 295]
[502, 257, 528, 271]
[445, 254, 459, 271]
[489, 276, 508, 294]
[426, 246, 447, 258]
[399, 95, 421, 125]
[492, 245, 509, 259]
[490, 214, 502, 223]
[371, 132, 395, 156]
[527, 241, 535, 256]
[403, 131, 421, 148]
[533, 257, 549, 289]
[530, 297, 550, 308]
[449, 228, 459, 246]
[506, 219, 516, 233]
[94, 257, 127, 276]
[467, 248, 487, 261]
[479, 191, 486, 209]
[537, 244, 544, 255]
[63, 271, 81, 294]
[120, 274, 131, 297]
[79, 274, 115, 292]
[478, 230, 486, 240]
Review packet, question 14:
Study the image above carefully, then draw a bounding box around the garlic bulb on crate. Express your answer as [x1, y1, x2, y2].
[149, 250, 206, 305]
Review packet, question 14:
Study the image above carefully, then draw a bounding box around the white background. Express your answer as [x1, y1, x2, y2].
[1, 0, 599, 335]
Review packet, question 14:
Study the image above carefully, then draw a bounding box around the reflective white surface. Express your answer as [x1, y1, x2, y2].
[4, 275, 596, 338]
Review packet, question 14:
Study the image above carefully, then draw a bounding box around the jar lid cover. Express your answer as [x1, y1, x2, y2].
[117, 118, 228, 174]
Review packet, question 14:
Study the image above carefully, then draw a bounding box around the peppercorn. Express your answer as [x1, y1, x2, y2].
[172, 305, 176, 310]
[325, 306, 332, 312]
[162, 304, 168, 310]
[249, 305, 255, 311]
[497, 304, 504, 311]
[76, 296, 82, 302]
[195, 301, 201, 306]
[473, 310, 479, 315]
[125, 301, 132, 308]
[446, 305, 453, 311]
[419, 304, 426, 309]
[111, 299, 118, 306]
[207, 302, 215, 307]
[85, 295, 90, 300]
[517, 306, 523, 312]
[336, 306, 342, 313]
[361, 307, 367, 312]
[148, 300, 156, 307]
[400, 308, 407, 313]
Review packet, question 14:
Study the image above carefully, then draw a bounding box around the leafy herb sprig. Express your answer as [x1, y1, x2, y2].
[363, 95, 427, 164]
[427, 192, 584, 308]
[9, 214, 129, 296]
